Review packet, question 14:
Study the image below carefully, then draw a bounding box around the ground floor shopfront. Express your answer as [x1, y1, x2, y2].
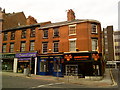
[36, 51, 105, 78]
[14, 52, 37, 74]
[37, 53, 64, 77]
[2, 53, 15, 71]
[62, 52, 105, 78]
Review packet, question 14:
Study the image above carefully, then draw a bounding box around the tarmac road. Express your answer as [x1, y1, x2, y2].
[1, 71, 119, 90]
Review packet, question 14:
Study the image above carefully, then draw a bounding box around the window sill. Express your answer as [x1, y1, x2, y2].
[69, 34, 76, 36]
[91, 32, 98, 34]
[43, 37, 48, 39]
[53, 36, 60, 38]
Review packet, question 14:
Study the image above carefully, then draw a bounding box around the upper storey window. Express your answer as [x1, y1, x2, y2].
[53, 27, 59, 37]
[91, 38, 98, 51]
[11, 31, 15, 40]
[21, 30, 26, 39]
[43, 29, 48, 38]
[3, 32, 8, 41]
[69, 24, 76, 35]
[30, 28, 35, 37]
[91, 23, 97, 33]
[2, 44, 7, 53]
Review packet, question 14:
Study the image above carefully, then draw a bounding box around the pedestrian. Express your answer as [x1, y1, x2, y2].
[26, 65, 31, 77]
[5, 65, 7, 70]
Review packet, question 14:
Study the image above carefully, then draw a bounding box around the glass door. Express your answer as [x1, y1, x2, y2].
[66, 65, 78, 76]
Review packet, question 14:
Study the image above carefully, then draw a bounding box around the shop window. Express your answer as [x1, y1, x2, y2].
[20, 42, 26, 52]
[40, 60, 48, 72]
[69, 40, 76, 51]
[91, 23, 97, 33]
[30, 28, 35, 37]
[30, 41, 35, 51]
[92, 39, 98, 51]
[53, 59, 61, 72]
[2, 44, 7, 53]
[43, 30, 48, 38]
[53, 41, 59, 52]
[3, 32, 8, 41]
[53, 27, 59, 37]
[42, 42, 48, 53]
[69, 24, 76, 35]
[21, 30, 26, 39]
[10, 43, 14, 52]
[11, 31, 15, 40]
[93, 65, 100, 75]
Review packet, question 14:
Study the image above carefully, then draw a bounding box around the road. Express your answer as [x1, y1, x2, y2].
[1, 71, 119, 90]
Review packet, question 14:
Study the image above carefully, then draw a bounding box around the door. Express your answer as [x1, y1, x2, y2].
[48, 60, 54, 75]
[66, 65, 78, 76]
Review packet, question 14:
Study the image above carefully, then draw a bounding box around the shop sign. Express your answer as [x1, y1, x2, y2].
[2, 54, 15, 59]
[16, 52, 37, 58]
[64, 54, 72, 61]
[18, 58, 31, 60]
[74, 56, 89, 60]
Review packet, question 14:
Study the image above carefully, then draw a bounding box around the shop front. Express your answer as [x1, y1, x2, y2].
[15, 52, 37, 74]
[2, 53, 15, 71]
[37, 54, 63, 77]
[63, 51, 104, 78]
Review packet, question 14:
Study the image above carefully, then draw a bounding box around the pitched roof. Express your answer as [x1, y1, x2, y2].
[39, 19, 100, 29]
[2, 12, 26, 30]
[2, 21, 51, 32]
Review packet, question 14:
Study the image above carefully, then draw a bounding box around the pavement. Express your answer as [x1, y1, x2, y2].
[1, 68, 117, 88]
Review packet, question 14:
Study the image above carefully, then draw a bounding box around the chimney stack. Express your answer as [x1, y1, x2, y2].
[67, 9, 75, 21]
[26, 16, 37, 25]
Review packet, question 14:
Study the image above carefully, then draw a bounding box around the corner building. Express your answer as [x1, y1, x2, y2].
[37, 9, 103, 77]
[2, 9, 104, 77]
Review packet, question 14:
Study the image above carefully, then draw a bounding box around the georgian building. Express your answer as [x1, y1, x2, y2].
[2, 9, 103, 77]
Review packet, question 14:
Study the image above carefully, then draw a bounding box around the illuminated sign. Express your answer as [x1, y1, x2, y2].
[92, 54, 99, 61]
[64, 54, 72, 61]
[74, 56, 89, 60]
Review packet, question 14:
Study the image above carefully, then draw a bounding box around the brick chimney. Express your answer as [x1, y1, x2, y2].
[67, 9, 75, 21]
[26, 16, 37, 25]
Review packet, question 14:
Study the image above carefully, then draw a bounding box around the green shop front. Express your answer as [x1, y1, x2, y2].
[2, 53, 15, 71]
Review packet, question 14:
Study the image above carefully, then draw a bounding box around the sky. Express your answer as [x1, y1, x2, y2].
[0, 0, 120, 31]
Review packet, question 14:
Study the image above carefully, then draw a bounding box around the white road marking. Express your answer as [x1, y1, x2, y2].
[37, 85, 46, 87]
[48, 83, 54, 85]
[30, 82, 65, 88]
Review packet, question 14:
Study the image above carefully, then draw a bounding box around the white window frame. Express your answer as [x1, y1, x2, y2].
[21, 42, 26, 52]
[10, 43, 14, 52]
[2, 44, 7, 53]
[69, 24, 76, 36]
[42, 42, 48, 53]
[91, 39, 98, 51]
[53, 41, 59, 52]
[53, 27, 59, 37]
[69, 38, 76, 52]
[30, 41, 35, 51]
[91, 24, 97, 33]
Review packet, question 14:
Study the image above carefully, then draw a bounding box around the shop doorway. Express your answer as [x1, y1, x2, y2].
[48, 61, 54, 75]
[65, 65, 78, 76]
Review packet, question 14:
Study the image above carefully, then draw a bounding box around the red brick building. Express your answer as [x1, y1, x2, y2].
[2, 9, 103, 77]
